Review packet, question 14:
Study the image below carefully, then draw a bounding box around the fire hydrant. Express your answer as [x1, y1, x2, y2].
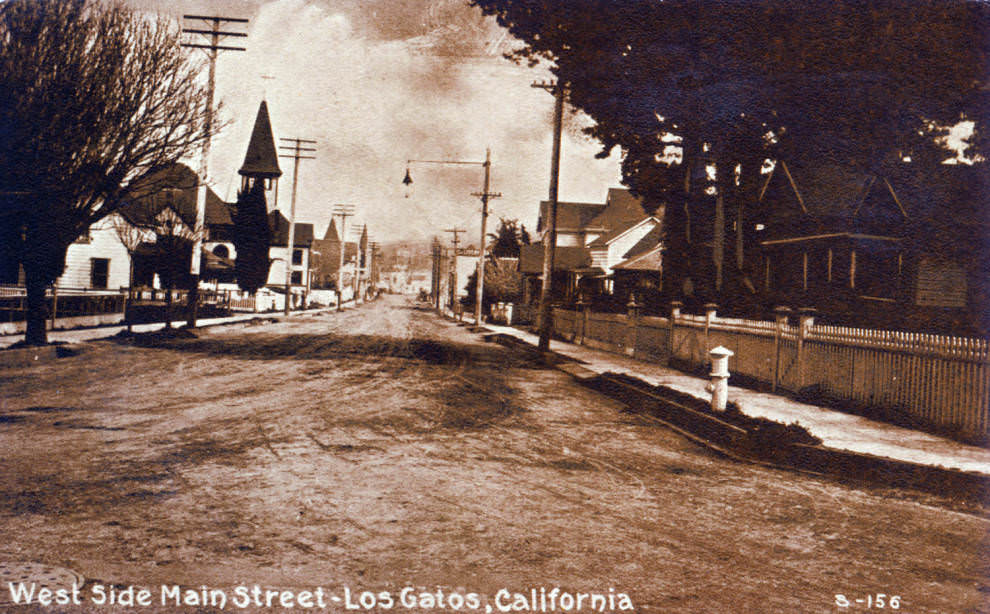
[706, 346, 734, 411]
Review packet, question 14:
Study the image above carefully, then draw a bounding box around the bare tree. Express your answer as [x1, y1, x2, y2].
[0, 0, 213, 345]
[111, 214, 148, 333]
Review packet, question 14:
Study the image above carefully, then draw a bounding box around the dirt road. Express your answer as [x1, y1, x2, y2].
[0, 295, 987, 613]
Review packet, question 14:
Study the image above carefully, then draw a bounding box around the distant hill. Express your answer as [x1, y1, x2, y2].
[379, 239, 434, 271]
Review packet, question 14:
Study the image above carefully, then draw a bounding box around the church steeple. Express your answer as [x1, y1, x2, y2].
[238, 100, 282, 192]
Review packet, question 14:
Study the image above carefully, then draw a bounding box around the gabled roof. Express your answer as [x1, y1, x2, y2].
[622, 224, 663, 260]
[537, 200, 604, 233]
[519, 244, 591, 274]
[117, 163, 213, 230]
[204, 190, 233, 226]
[586, 215, 658, 248]
[586, 188, 648, 230]
[239, 100, 282, 179]
[537, 188, 649, 237]
[268, 211, 314, 247]
[613, 245, 662, 272]
[758, 161, 907, 223]
[886, 162, 987, 227]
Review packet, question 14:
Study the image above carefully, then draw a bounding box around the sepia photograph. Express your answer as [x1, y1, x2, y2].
[0, 0, 988, 612]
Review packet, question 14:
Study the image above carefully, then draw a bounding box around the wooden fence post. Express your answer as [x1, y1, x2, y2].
[772, 306, 791, 392]
[625, 295, 640, 356]
[704, 302, 718, 357]
[797, 307, 816, 391]
[575, 299, 587, 344]
[668, 300, 683, 364]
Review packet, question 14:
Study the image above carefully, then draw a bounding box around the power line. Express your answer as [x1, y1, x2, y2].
[181, 14, 248, 328]
[278, 137, 317, 314]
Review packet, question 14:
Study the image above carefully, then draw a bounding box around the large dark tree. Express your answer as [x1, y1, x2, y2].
[488, 217, 526, 258]
[0, 0, 212, 345]
[153, 223, 194, 331]
[472, 0, 989, 305]
[462, 256, 523, 310]
[231, 181, 273, 294]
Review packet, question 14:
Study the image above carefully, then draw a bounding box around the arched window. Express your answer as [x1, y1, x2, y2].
[212, 244, 230, 259]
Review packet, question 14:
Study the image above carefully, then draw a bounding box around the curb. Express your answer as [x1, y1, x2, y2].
[485, 330, 990, 502]
[0, 305, 354, 366]
[0, 343, 89, 368]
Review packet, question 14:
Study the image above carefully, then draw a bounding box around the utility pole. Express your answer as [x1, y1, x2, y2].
[278, 138, 317, 314]
[333, 204, 355, 311]
[369, 241, 381, 292]
[181, 14, 247, 328]
[404, 152, 499, 325]
[471, 149, 501, 326]
[532, 80, 565, 352]
[350, 224, 365, 303]
[431, 237, 442, 310]
[444, 227, 465, 311]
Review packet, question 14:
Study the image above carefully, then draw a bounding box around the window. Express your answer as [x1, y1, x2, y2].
[290, 271, 302, 285]
[292, 249, 303, 265]
[90, 258, 109, 289]
[212, 244, 229, 259]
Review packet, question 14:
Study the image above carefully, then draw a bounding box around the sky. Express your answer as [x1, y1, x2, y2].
[127, 0, 624, 245]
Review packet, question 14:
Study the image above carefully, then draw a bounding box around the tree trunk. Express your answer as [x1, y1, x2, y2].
[713, 159, 726, 293]
[735, 190, 745, 270]
[164, 283, 173, 329]
[126, 258, 134, 333]
[23, 271, 49, 346]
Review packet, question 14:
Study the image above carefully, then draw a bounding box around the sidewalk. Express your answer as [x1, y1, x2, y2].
[481, 322, 990, 478]
[0, 301, 362, 350]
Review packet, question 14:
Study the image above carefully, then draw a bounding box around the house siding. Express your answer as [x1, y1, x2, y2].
[556, 233, 584, 247]
[605, 222, 657, 275]
[590, 249, 608, 270]
[915, 256, 967, 308]
[58, 216, 131, 290]
[266, 245, 310, 288]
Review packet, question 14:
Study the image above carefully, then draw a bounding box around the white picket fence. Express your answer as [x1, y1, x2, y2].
[553, 305, 990, 438]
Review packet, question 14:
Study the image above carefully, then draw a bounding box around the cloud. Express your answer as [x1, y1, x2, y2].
[151, 0, 624, 242]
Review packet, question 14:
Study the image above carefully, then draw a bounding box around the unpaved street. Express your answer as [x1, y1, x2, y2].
[0, 295, 987, 613]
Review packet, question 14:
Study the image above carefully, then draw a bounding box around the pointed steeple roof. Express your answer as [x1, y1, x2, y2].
[238, 100, 282, 179]
[323, 218, 340, 241]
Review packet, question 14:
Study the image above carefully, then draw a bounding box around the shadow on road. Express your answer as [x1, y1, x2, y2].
[115, 331, 544, 369]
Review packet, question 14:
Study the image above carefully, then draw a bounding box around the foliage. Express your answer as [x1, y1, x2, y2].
[154, 234, 194, 294]
[519, 224, 532, 246]
[461, 256, 523, 308]
[231, 181, 273, 294]
[471, 0, 989, 304]
[0, 0, 212, 344]
[488, 217, 527, 258]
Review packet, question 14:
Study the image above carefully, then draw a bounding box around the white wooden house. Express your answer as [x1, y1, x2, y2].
[58, 214, 133, 292]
